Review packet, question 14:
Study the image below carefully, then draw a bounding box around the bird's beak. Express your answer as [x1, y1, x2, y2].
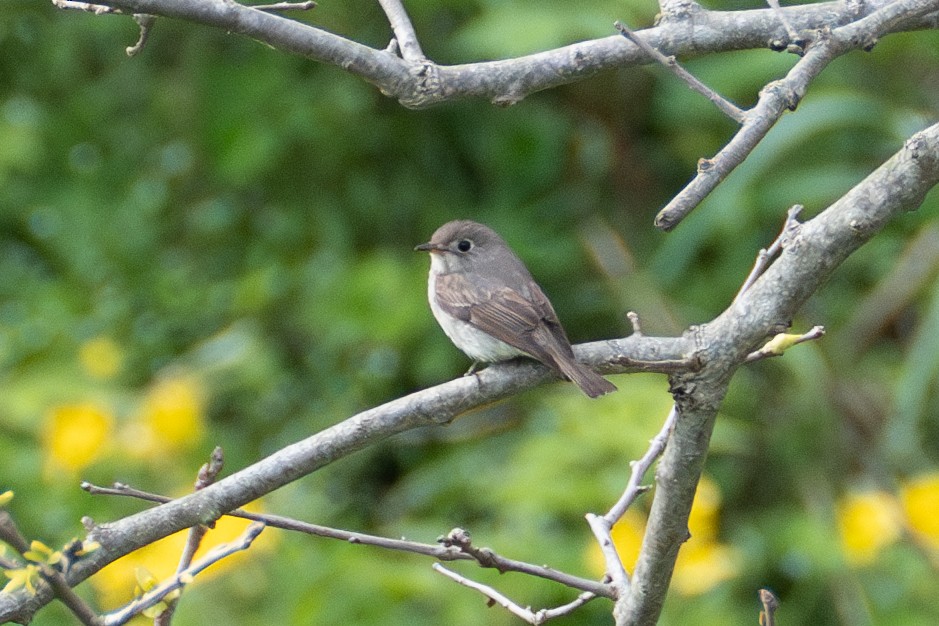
[415, 242, 447, 253]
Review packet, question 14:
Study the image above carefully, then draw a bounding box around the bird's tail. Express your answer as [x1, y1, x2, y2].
[558, 359, 617, 398]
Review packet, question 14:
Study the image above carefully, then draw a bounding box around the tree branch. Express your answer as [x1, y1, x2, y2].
[81, 482, 616, 598]
[614, 20, 745, 123]
[101, 523, 265, 626]
[616, 122, 939, 625]
[586, 405, 678, 595]
[377, 0, 424, 61]
[5, 122, 939, 622]
[0, 333, 686, 623]
[655, 0, 939, 230]
[56, 0, 939, 108]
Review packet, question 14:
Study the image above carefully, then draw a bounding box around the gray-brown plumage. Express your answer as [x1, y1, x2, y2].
[416, 220, 616, 398]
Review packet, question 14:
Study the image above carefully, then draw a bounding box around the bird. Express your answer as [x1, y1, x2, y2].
[415, 220, 616, 398]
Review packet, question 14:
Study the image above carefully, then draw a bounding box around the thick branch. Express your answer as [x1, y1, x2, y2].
[616, 123, 939, 625]
[67, 0, 939, 108]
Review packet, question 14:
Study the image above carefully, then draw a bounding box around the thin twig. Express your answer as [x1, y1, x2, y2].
[604, 405, 679, 525]
[765, 0, 801, 48]
[536, 591, 598, 621]
[251, 1, 316, 11]
[155, 447, 226, 626]
[615, 21, 745, 123]
[759, 588, 779, 626]
[627, 311, 643, 336]
[585, 405, 679, 594]
[733, 205, 803, 304]
[102, 523, 265, 626]
[744, 326, 825, 362]
[433, 563, 582, 625]
[51, 0, 121, 14]
[377, 0, 425, 61]
[81, 482, 614, 598]
[126, 13, 155, 56]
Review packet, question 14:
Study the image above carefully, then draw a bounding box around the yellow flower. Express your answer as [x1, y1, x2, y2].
[3, 565, 41, 595]
[79, 336, 123, 379]
[134, 374, 206, 454]
[673, 476, 740, 595]
[42, 402, 114, 474]
[23, 540, 61, 567]
[672, 541, 741, 596]
[837, 490, 902, 565]
[687, 475, 721, 543]
[900, 473, 939, 549]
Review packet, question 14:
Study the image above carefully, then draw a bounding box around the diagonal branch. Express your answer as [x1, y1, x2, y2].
[377, 0, 425, 61]
[586, 405, 678, 595]
[614, 21, 745, 123]
[655, 0, 939, 230]
[616, 122, 939, 625]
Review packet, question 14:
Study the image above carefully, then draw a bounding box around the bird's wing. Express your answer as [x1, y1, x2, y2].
[434, 272, 575, 364]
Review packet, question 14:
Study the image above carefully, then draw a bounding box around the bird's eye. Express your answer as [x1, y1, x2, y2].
[457, 239, 473, 252]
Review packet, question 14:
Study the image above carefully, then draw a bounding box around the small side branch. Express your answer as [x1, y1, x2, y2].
[0, 512, 101, 626]
[102, 523, 265, 626]
[251, 1, 316, 11]
[759, 588, 780, 626]
[432, 564, 596, 625]
[614, 21, 745, 123]
[733, 204, 803, 303]
[153, 447, 226, 625]
[126, 13, 155, 56]
[82, 482, 613, 598]
[655, 0, 939, 230]
[437, 528, 613, 597]
[377, 0, 425, 61]
[51, 0, 121, 14]
[745, 326, 825, 362]
[585, 405, 679, 594]
[654, 36, 837, 230]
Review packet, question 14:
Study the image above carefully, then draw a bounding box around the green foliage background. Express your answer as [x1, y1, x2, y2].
[2, 0, 939, 624]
